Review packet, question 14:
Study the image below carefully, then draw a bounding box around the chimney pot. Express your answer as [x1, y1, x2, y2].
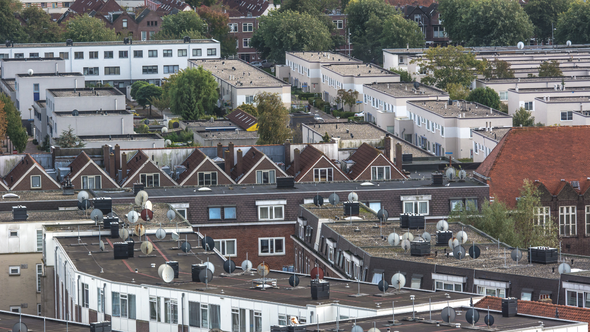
[109, 153, 116, 179]
[217, 142, 223, 158]
[293, 148, 301, 174]
[395, 143, 403, 171]
[237, 149, 243, 177]
[224, 150, 232, 175]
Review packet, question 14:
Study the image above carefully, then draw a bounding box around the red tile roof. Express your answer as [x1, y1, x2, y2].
[474, 126, 590, 206]
[287, 144, 345, 182]
[476, 296, 590, 331]
[3, 154, 37, 188]
[68, 0, 123, 15]
[176, 149, 207, 184]
[227, 108, 258, 130]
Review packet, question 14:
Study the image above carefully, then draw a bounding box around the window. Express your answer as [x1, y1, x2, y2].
[82, 175, 101, 189]
[251, 311, 262, 332]
[36, 229, 43, 252]
[44, 52, 54, 57]
[37, 304, 41, 316]
[112, 292, 120, 317]
[83, 67, 99, 76]
[163, 49, 172, 57]
[201, 304, 209, 328]
[209, 207, 221, 220]
[164, 298, 178, 324]
[560, 206, 577, 236]
[411, 276, 422, 289]
[521, 290, 533, 301]
[524, 101, 533, 110]
[104, 67, 120, 75]
[333, 20, 343, 29]
[259, 237, 285, 255]
[278, 314, 287, 326]
[142, 66, 158, 74]
[214, 239, 236, 257]
[403, 201, 429, 215]
[258, 205, 284, 220]
[208, 206, 236, 220]
[163, 65, 179, 74]
[435, 281, 462, 292]
[228, 23, 237, 32]
[207, 48, 216, 56]
[122, 19, 127, 28]
[119, 51, 128, 58]
[450, 198, 478, 212]
[371, 166, 391, 181]
[36, 264, 43, 292]
[500, 91, 508, 101]
[245, 95, 254, 104]
[59, 52, 69, 60]
[586, 206, 590, 235]
[134, 50, 143, 58]
[198, 171, 217, 186]
[178, 49, 187, 57]
[193, 49, 202, 57]
[477, 286, 506, 298]
[566, 290, 590, 308]
[141, 31, 147, 41]
[74, 52, 84, 59]
[242, 23, 253, 32]
[148, 50, 158, 57]
[561, 111, 573, 121]
[10, 306, 21, 313]
[140, 173, 160, 187]
[104, 51, 113, 59]
[243, 38, 251, 48]
[89, 51, 98, 59]
[189, 302, 200, 327]
[368, 202, 381, 213]
[10, 231, 18, 237]
[231, 308, 247, 332]
[97, 288, 105, 313]
[313, 168, 333, 182]
[256, 170, 276, 184]
[535, 207, 551, 227]
[150, 296, 160, 321]
[82, 283, 89, 307]
[31, 175, 41, 189]
[15, 53, 24, 58]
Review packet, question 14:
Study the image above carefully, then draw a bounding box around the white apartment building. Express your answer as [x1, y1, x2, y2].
[404, 100, 512, 158]
[471, 127, 511, 163]
[533, 96, 590, 126]
[191, 59, 291, 110]
[362, 82, 448, 135]
[507, 86, 590, 115]
[285, 51, 361, 92]
[476, 76, 590, 103]
[0, 39, 221, 88]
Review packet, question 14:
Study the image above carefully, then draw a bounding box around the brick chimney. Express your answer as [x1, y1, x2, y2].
[395, 143, 403, 171]
[384, 135, 392, 161]
[228, 142, 235, 167]
[114, 144, 120, 172]
[284, 139, 291, 164]
[236, 149, 243, 176]
[293, 148, 301, 174]
[217, 142, 223, 158]
[103, 145, 110, 173]
[224, 150, 232, 175]
[109, 152, 116, 179]
[121, 152, 127, 180]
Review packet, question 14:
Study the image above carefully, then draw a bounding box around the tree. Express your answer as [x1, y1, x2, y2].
[390, 68, 412, 82]
[54, 126, 85, 148]
[255, 92, 292, 144]
[555, 1, 590, 44]
[279, 0, 339, 15]
[412, 46, 480, 90]
[479, 59, 515, 79]
[322, 132, 331, 143]
[63, 14, 117, 42]
[197, 6, 236, 58]
[169, 66, 218, 120]
[466, 87, 501, 110]
[251, 10, 334, 63]
[0, 99, 6, 139]
[21, 7, 61, 43]
[0, 0, 26, 42]
[513, 107, 536, 127]
[0, 93, 27, 153]
[130, 81, 149, 100]
[525, 0, 571, 43]
[185, 0, 216, 9]
[335, 89, 359, 112]
[136, 84, 163, 117]
[446, 83, 469, 100]
[152, 11, 205, 40]
[238, 103, 258, 117]
[513, 179, 558, 248]
[538, 60, 563, 77]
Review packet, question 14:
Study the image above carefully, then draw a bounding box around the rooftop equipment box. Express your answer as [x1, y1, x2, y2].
[436, 231, 453, 246]
[530, 247, 558, 264]
[410, 241, 431, 256]
[311, 280, 330, 300]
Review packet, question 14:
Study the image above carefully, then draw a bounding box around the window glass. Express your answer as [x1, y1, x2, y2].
[521, 291, 532, 301]
[209, 207, 221, 220]
[411, 277, 421, 289]
[189, 301, 200, 327]
[31, 175, 41, 188]
[368, 202, 381, 212]
[224, 207, 236, 219]
[112, 292, 120, 317]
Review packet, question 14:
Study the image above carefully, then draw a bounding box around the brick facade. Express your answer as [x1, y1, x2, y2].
[70, 162, 119, 189]
[10, 166, 60, 191]
[229, 17, 259, 63]
[123, 160, 176, 188]
[298, 157, 349, 182]
[180, 159, 234, 186]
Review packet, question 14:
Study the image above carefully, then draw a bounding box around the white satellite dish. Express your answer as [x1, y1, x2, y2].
[155, 228, 166, 240]
[119, 228, 129, 240]
[448, 237, 459, 250]
[161, 127, 168, 133]
[158, 263, 167, 277]
[165, 139, 172, 147]
[402, 232, 414, 242]
[204, 261, 215, 274]
[391, 273, 406, 290]
[161, 265, 174, 283]
[127, 210, 139, 224]
[517, 41, 524, 49]
[28, 69, 34, 76]
[566, 40, 572, 47]
[77, 191, 89, 203]
[140, 241, 153, 255]
[241, 260, 252, 272]
[387, 233, 400, 246]
[171, 232, 180, 241]
[436, 220, 449, 231]
[401, 239, 411, 251]
[558, 263, 571, 274]
[135, 190, 148, 206]
[348, 192, 358, 202]
[144, 200, 153, 211]
[458, 169, 467, 180]
[456, 231, 468, 244]
[445, 167, 455, 180]
[99, 240, 105, 251]
[422, 232, 431, 242]
[166, 209, 176, 221]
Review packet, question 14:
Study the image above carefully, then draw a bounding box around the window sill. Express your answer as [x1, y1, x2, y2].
[259, 253, 286, 256]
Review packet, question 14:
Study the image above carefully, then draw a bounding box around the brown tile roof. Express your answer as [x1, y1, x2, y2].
[227, 108, 257, 130]
[231, 146, 264, 181]
[120, 150, 149, 185]
[474, 126, 590, 206]
[69, 0, 123, 15]
[66, 151, 92, 181]
[476, 296, 590, 331]
[286, 144, 345, 182]
[347, 143, 382, 180]
[222, 0, 269, 17]
[155, 0, 190, 13]
[3, 154, 36, 188]
[176, 149, 207, 184]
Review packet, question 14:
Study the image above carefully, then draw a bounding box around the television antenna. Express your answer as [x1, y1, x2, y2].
[466, 308, 480, 325]
[445, 167, 455, 180]
[12, 322, 27, 332]
[241, 259, 253, 273]
[517, 41, 524, 49]
[140, 208, 153, 222]
[468, 244, 481, 259]
[448, 237, 459, 250]
[77, 191, 89, 202]
[202, 236, 215, 251]
[90, 209, 103, 226]
[119, 228, 129, 240]
[223, 259, 236, 273]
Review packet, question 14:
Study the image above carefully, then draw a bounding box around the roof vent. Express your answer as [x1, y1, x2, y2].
[12, 205, 28, 221]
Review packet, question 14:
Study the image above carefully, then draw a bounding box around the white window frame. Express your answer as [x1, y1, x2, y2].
[313, 168, 333, 182]
[561, 111, 573, 121]
[245, 95, 255, 104]
[477, 286, 506, 298]
[213, 239, 237, 257]
[258, 237, 285, 256]
[535, 207, 551, 227]
[82, 175, 101, 189]
[278, 314, 287, 326]
[37, 303, 41, 316]
[31, 175, 41, 189]
[198, 171, 217, 186]
[242, 23, 253, 32]
[9, 266, 20, 276]
[258, 205, 284, 221]
[10, 306, 21, 313]
[371, 166, 391, 181]
[228, 23, 238, 32]
[10, 230, 18, 237]
[82, 283, 89, 308]
[36, 229, 43, 252]
[403, 201, 429, 215]
[243, 38, 251, 48]
[586, 206, 590, 235]
[97, 288, 105, 313]
[332, 20, 343, 29]
[559, 206, 577, 236]
[256, 170, 276, 184]
[140, 173, 160, 187]
[36, 264, 43, 292]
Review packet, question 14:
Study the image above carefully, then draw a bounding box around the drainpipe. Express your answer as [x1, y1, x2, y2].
[182, 293, 185, 331]
[54, 247, 58, 319]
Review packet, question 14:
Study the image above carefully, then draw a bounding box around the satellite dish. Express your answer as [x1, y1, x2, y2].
[566, 40, 572, 47]
[378, 279, 389, 292]
[559, 263, 572, 274]
[328, 193, 340, 205]
[448, 238, 459, 250]
[224, 260, 236, 273]
[144, 200, 153, 211]
[413, 81, 420, 90]
[135, 190, 148, 206]
[72, 109, 79, 116]
[119, 228, 129, 240]
[171, 232, 180, 241]
[90, 209, 104, 222]
[313, 195, 324, 207]
[511, 248, 522, 262]
[377, 208, 389, 220]
[367, 328, 380, 332]
[155, 228, 166, 240]
[387, 232, 400, 246]
[422, 232, 431, 242]
[437, 220, 449, 231]
[517, 41, 524, 49]
[241, 260, 252, 272]
[453, 245, 466, 260]
[311, 267, 324, 279]
[458, 169, 467, 180]
[257, 263, 270, 277]
[140, 241, 153, 255]
[158, 264, 167, 278]
[165, 139, 172, 147]
[77, 191, 89, 203]
[348, 192, 358, 202]
[144, 119, 150, 125]
[468, 245, 481, 259]
[456, 231, 468, 244]
[445, 167, 455, 179]
[161, 265, 174, 283]
[99, 240, 105, 251]
[167, 209, 176, 221]
[199, 268, 213, 283]
[466, 308, 480, 324]
[127, 210, 139, 223]
[401, 239, 411, 251]
[351, 326, 364, 332]
[134, 224, 146, 237]
[12, 322, 27, 332]
[202, 236, 215, 251]
[391, 273, 406, 290]
[484, 314, 495, 326]
[204, 261, 215, 274]
[289, 274, 300, 287]
[78, 199, 91, 210]
[140, 209, 153, 221]
[441, 307, 456, 323]
[402, 232, 414, 242]
[180, 241, 191, 253]
[161, 127, 168, 133]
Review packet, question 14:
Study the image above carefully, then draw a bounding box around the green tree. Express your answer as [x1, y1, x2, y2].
[279, 0, 339, 15]
[412, 46, 480, 90]
[390, 68, 412, 82]
[256, 92, 292, 144]
[322, 132, 331, 143]
[466, 87, 501, 109]
[169, 66, 218, 120]
[437, 0, 470, 44]
[555, 1, 590, 44]
[136, 84, 163, 117]
[238, 103, 258, 117]
[513, 107, 536, 127]
[185, 0, 216, 9]
[21, 7, 61, 43]
[0, 99, 6, 138]
[446, 83, 469, 100]
[0, 0, 26, 42]
[63, 14, 117, 42]
[479, 59, 515, 79]
[525, 0, 571, 43]
[335, 89, 359, 112]
[197, 6, 236, 58]
[538, 60, 563, 77]
[152, 11, 205, 40]
[54, 126, 85, 148]
[251, 10, 334, 63]
[0, 94, 27, 153]
[130, 81, 149, 100]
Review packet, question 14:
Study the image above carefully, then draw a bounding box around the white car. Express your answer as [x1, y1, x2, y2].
[354, 112, 365, 117]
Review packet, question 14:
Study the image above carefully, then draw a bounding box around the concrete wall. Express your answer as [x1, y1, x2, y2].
[533, 99, 590, 126]
[476, 78, 590, 102]
[48, 90, 126, 112]
[15, 75, 81, 117]
[0, 253, 45, 315]
[507, 89, 590, 115]
[472, 131, 500, 163]
[81, 138, 165, 149]
[52, 113, 134, 139]
[1, 59, 66, 79]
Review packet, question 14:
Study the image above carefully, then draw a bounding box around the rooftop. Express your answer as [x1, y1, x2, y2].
[191, 59, 288, 88]
[408, 100, 510, 118]
[510, 87, 590, 93]
[535, 96, 590, 103]
[479, 76, 590, 84]
[0, 39, 218, 49]
[1, 57, 63, 62]
[287, 51, 361, 64]
[0, 311, 89, 332]
[194, 129, 258, 140]
[48, 87, 124, 97]
[322, 63, 398, 77]
[365, 82, 447, 98]
[78, 134, 163, 141]
[183, 120, 239, 129]
[16, 72, 83, 77]
[472, 127, 511, 142]
[55, 110, 131, 116]
[1, 78, 15, 91]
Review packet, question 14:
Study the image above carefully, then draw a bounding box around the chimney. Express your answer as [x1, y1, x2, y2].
[236, 149, 243, 176]
[224, 150, 232, 175]
[217, 142, 223, 158]
[114, 144, 120, 172]
[395, 143, 403, 171]
[228, 142, 235, 168]
[103, 145, 110, 173]
[121, 152, 127, 180]
[293, 148, 301, 174]
[109, 153, 116, 179]
[384, 135, 392, 161]
[284, 139, 291, 164]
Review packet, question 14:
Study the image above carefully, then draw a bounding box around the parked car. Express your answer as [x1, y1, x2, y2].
[251, 60, 274, 68]
[314, 115, 325, 122]
[354, 112, 365, 117]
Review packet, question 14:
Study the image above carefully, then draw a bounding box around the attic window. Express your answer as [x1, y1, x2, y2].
[30, 175, 41, 189]
[572, 181, 580, 189]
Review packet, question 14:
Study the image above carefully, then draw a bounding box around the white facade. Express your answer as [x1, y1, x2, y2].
[15, 73, 83, 118]
[507, 87, 590, 116]
[533, 96, 590, 126]
[285, 52, 362, 93]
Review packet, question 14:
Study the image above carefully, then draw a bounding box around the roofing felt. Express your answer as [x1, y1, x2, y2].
[49, 87, 124, 97]
[322, 63, 398, 77]
[176, 149, 207, 184]
[69, 0, 123, 15]
[535, 96, 590, 103]
[365, 82, 447, 98]
[510, 86, 590, 93]
[191, 59, 288, 88]
[408, 100, 510, 118]
[472, 127, 511, 142]
[475, 126, 590, 205]
[287, 51, 361, 64]
[0, 39, 217, 49]
[227, 108, 258, 130]
[479, 76, 590, 84]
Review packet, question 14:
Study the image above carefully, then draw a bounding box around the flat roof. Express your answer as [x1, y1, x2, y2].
[322, 63, 398, 77]
[78, 134, 163, 141]
[365, 82, 447, 98]
[535, 96, 590, 103]
[384, 45, 590, 55]
[1, 57, 63, 62]
[1, 78, 15, 91]
[509, 87, 590, 93]
[287, 51, 361, 64]
[183, 120, 238, 128]
[408, 100, 510, 118]
[0, 311, 89, 332]
[473, 127, 511, 141]
[191, 59, 288, 88]
[16, 72, 83, 77]
[0, 39, 218, 49]
[49, 87, 124, 97]
[55, 110, 131, 116]
[56, 233, 474, 310]
[195, 129, 258, 139]
[478, 76, 590, 84]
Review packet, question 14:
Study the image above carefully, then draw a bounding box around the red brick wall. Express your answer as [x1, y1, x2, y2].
[240, 158, 285, 184]
[124, 161, 175, 188]
[12, 167, 60, 191]
[71, 163, 118, 189]
[230, 17, 259, 62]
[89, 309, 97, 323]
[355, 155, 405, 181]
[182, 160, 234, 186]
[299, 158, 349, 182]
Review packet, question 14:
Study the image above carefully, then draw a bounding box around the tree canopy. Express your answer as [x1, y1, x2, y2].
[446, 83, 469, 100]
[197, 6, 236, 58]
[513, 107, 536, 127]
[63, 14, 117, 42]
[256, 92, 292, 144]
[466, 87, 501, 110]
[168, 66, 218, 120]
[130, 81, 149, 100]
[54, 126, 85, 148]
[279, 0, 339, 15]
[0, 93, 27, 153]
[0, 0, 26, 42]
[153, 11, 205, 40]
[555, 1, 590, 44]
[538, 60, 563, 77]
[478, 59, 515, 79]
[412, 46, 479, 90]
[251, 10, 334, 63]
[136, 84, 163, 117]
[238, 103, 258, 117]
[524, 0, 572, 43]
[21, 7, 61, 43]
